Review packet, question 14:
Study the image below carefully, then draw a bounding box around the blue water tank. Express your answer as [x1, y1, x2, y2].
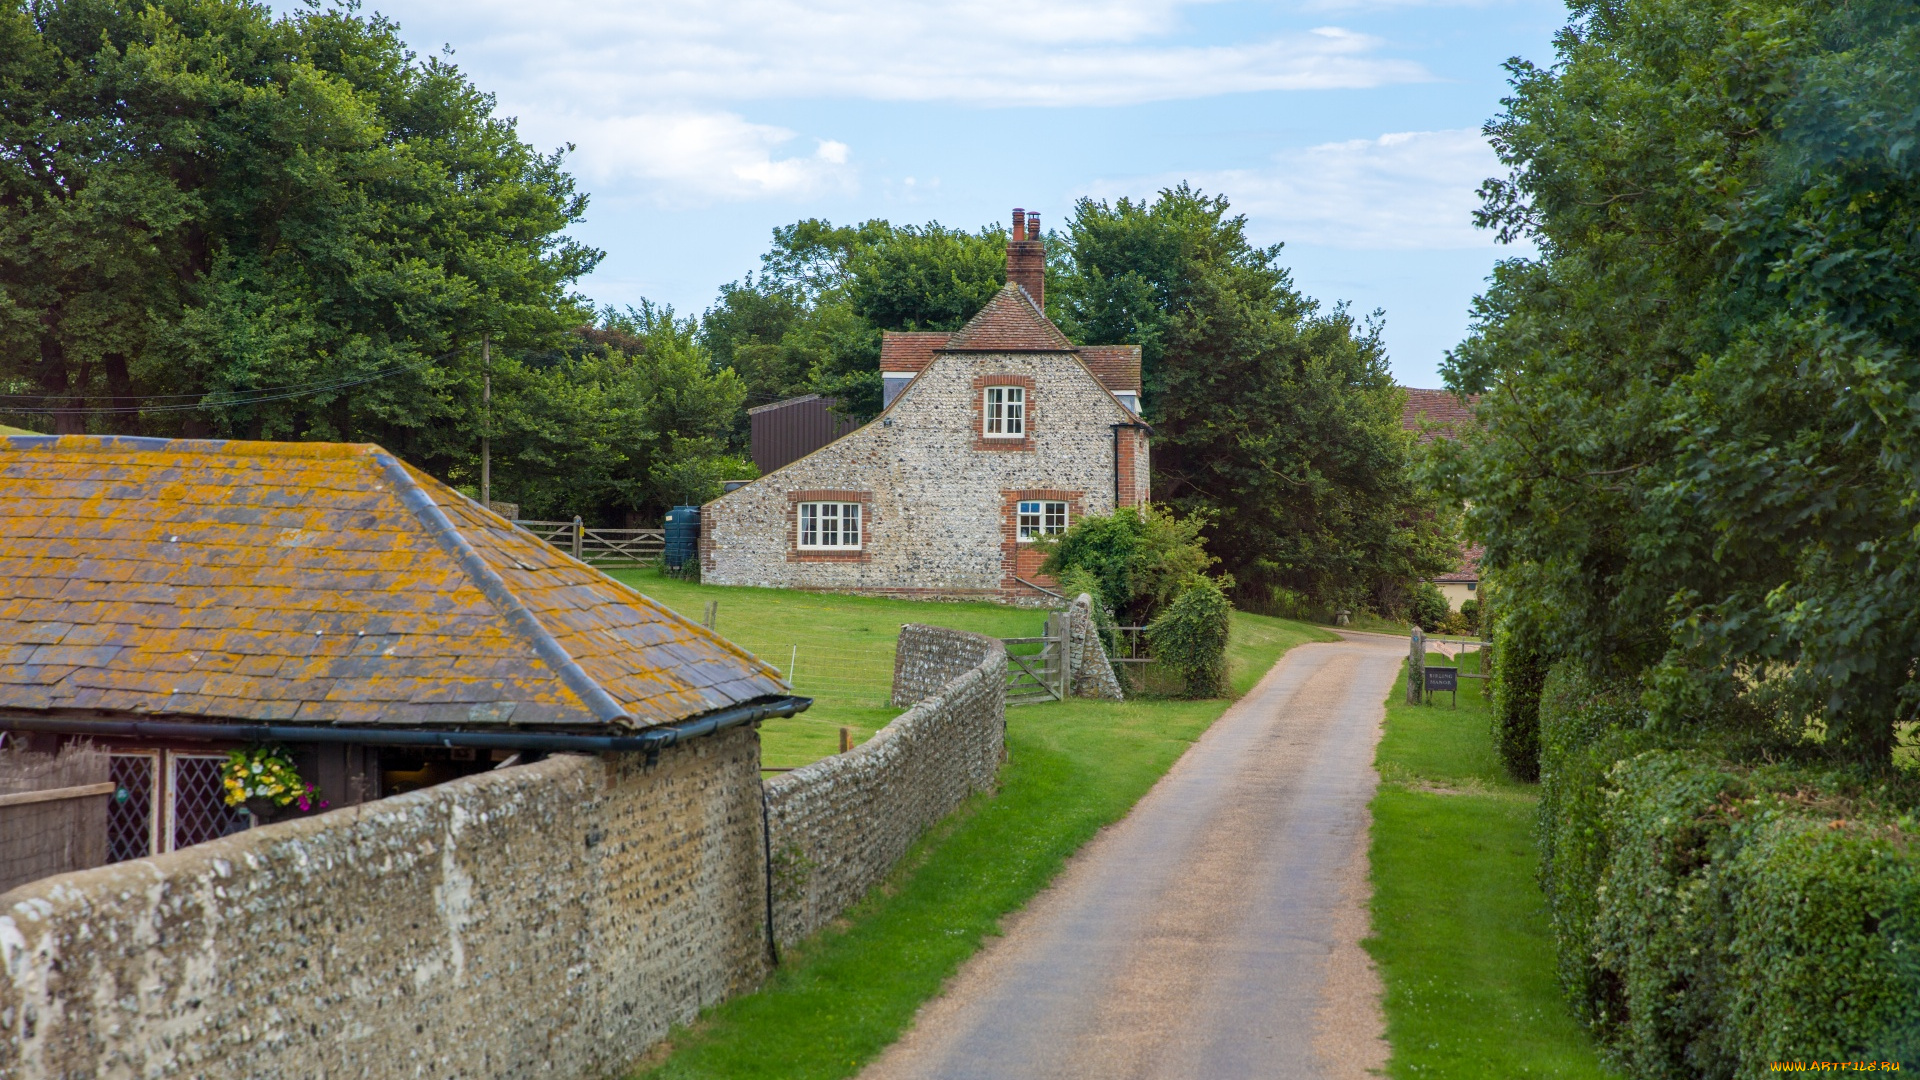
[663, 505, 701, 570]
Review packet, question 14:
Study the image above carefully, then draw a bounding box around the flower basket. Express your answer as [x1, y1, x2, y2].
[222, 747, 327, 822]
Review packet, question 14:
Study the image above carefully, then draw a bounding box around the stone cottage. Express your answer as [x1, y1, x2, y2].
[700, 209, 1150, 603]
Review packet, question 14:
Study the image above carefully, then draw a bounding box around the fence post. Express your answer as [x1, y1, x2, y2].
[572, 516, 583, 559]
[1407, 627, 1425, 705]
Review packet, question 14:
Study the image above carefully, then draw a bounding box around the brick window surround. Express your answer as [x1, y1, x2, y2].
[786, 490, 874, 562]
[1000, 488, 1084, 596]
[972, 375, 1036, 452]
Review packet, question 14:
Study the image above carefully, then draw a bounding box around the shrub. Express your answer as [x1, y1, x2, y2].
[1589, 752, 1920, 1077]
[1145, 575, 1232, 698]
[1490, 614, 1552, 782]
[1408, 581, 1448, 632]
[1535, 661, 1648, 1020]
[1039, 506, 1215, 625]
[1458, 598, 1480, 633]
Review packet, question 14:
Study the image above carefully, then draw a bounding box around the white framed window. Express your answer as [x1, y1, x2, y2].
[798, 502, 863, 549]
[1017, 500, 1068, 541]
[984, 386, 1026, 437]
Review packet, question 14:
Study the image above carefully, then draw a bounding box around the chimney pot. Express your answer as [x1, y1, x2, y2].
[1028, 212, 1040, 237]
[1006, 205, 1045, 308]
[1012, 208, 1027, 241]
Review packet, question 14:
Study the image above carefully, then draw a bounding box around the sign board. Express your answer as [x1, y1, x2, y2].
[1424, 667, 1458, 692]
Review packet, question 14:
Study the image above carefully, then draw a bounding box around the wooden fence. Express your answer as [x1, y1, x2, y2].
[0, 742, 111, 893]
[514, 518, 665, 566]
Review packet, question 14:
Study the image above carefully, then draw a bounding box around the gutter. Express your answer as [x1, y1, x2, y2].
[0, 696, 812, 756]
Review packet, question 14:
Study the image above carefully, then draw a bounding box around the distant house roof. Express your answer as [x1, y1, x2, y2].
[1402, 389, 1477, 442]
[877, 285, 1144, 395]
[0, 435, 785, 730]
[1437, 545, 1483, 584]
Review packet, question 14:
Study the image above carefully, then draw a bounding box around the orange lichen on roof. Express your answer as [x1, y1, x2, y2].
[940, 284, 1076, 352]
[0, 435, 785, 731]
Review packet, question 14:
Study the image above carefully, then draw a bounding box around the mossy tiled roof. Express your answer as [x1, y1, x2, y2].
[0, 435, 785, 730]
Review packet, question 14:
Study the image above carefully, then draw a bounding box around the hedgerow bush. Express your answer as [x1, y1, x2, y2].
[1534, 667, 1920, 1076]
[1535, 661, 1650, 1018]
[1490, 614, 1552, 781]
[1145, 575, 1232, 698]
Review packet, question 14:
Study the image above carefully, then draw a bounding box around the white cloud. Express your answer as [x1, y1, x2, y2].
[398, 0, 1431, 109]
[1087, 128, 1502, 250]
[552, 111, 857, 206]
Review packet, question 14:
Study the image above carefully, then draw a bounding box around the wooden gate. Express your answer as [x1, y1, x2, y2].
[514, 517, 666, 566]
[1000, 612, 1073, 705]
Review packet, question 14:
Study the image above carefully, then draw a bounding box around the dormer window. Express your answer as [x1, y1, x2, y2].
[984, 386, 1025, 438]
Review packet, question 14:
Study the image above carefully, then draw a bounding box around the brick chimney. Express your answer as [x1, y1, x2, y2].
[1007, 207, 1045, 309]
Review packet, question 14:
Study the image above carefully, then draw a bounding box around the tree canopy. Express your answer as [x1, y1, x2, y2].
[0, 0, 598, 478]
[1441, 0, 1920, 767]
[1056, 186, 1457, 614]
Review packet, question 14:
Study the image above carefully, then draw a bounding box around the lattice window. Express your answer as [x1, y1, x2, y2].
[170, 754, 246, 852]
[107, 754, 155, 863]
[1017, 500, 1069, 541]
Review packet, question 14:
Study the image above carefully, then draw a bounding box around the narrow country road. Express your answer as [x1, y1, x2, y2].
[861, 633, 1405, 1080]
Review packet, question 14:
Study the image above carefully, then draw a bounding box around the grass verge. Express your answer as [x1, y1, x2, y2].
[630, 594, 1332, 1079]
[1366, 650, 1614, 1078]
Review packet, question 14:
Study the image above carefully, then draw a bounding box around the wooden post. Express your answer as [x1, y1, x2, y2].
[702, 600, 718, 630]
[572, 516, 583, 559]
[839, 727, 851, 754]
[1407, 627, 1425, 705]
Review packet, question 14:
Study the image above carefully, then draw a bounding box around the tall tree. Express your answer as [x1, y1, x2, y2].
[0, 0, 597, 474]
[1058, 185, 1456, 613]
[1443, 0, 1920, 766]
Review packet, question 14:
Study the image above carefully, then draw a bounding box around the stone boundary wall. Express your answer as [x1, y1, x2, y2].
[0, 729, 766, 1080]
[767, 626, 1007, 946]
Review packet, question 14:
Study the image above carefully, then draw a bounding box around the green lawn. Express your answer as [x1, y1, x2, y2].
[612, 568, 1048, 767]
[1366, 649, 1615, 1078]
[627, 578, 1333, 1079]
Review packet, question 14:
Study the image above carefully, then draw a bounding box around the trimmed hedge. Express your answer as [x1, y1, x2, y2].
[1536, 663, 1920, 1075]
[1145, 576, 1231, 698]
[1490, 614, 1551, 782]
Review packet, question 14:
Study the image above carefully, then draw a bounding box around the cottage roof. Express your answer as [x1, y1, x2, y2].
[877, 287, 1144, 395]
[0, 435, 785, 730]
[1402, 388, 1477, 442]
[940, 284, 1076, 352]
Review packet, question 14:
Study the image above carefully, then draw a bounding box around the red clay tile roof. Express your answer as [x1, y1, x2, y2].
[0, 435, 785, 730]
[940, 284, 1076, 352]
[1078, 345, 1142, 394]
[1437, 545, 1483, 584]
[880, 331, 952, 374]
[1403, 388, 1478, 443]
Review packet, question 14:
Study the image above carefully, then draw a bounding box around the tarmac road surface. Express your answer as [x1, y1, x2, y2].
[859, 633, 1404, 1080]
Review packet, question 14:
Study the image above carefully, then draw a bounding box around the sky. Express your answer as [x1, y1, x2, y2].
[282, 0, 1570, 388]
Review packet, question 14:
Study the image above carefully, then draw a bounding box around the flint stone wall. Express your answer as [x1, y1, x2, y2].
[0, 728, 766, 1080]
[1067, 594, 1126, 701]
[768, 626, 1006, 945]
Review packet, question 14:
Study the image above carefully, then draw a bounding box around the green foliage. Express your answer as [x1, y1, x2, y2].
[1407, 582, 1448, 633]
[1591, 752, 1920, 1076]
[1441, 0, 1920, 768]
[1458, 598, 1480, 633]
[1491, 611, 1551, 783]
[700, 219, 1007, 424]
[1144, 575, 1232, 698]
[493, 307, 750, 523]
[1037, 505, 1214, 625]
[0, 0, 598, 470]
[1056, 185, 1457, 614]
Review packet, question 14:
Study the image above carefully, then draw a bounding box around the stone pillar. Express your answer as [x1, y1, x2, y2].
[1067, 594, 1126, 701]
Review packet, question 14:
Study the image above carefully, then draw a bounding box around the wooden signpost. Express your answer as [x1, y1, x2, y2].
[1424, 665, 1459, 707]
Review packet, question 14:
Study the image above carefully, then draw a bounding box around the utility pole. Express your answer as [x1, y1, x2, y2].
[481, 332, 491, 509]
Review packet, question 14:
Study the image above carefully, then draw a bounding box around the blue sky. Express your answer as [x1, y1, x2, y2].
[296, 0, 1568, 388]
